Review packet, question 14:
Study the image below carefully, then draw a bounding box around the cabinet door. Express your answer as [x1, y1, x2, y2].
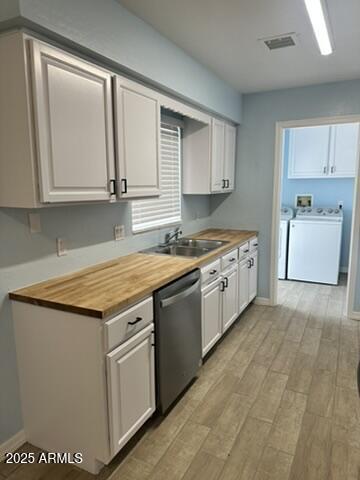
[329, 123, 359, 177]
[238, 258, 250, 313]
[30, 40, 115, 203]
[107, 324, 155, 456]
[201, 279, 222, 357]
[222, 266, 239, 332]
[248, 251, 258, 302]
[211, 118, 225, 192]
[224, 123, 236, 191]
[114, 77, 160, 198]
[288, 126, 331, 178]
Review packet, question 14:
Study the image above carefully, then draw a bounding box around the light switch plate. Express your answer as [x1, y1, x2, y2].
[56, 238, 67, 256]
[28, 213, 41, 233]
[114, 225, 125, 241]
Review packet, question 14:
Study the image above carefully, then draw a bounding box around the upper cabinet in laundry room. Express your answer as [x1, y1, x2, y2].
[0, 32, 161, 208]
[288, 123, 359, 179]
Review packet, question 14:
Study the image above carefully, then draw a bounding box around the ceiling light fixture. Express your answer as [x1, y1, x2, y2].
[304, 0, 333, 55]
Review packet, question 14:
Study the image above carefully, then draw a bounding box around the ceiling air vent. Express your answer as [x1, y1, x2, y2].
[261, 33, 297, 50]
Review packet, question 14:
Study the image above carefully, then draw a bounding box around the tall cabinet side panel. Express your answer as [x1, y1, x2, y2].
[0, 32, 38, 208]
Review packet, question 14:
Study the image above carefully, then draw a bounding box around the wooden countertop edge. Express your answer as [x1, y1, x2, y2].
[9, 229, 258, 319]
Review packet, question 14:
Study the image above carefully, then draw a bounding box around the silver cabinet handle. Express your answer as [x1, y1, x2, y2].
[160, 279, 200, 308]
[229, 257, 236, 263]
[222, 179, 226, 188]
[220, 280, 225, 292]
[209, 269, 217, 275]
[323, 166, 327, 174]
[251, 258, 255, 266]
[330, 166, 334, 174]
[247, 260, 251, 269]
[224, 277, 228, 288]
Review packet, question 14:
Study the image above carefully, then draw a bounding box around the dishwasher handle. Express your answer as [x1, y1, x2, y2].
[160, 279, 200, 308]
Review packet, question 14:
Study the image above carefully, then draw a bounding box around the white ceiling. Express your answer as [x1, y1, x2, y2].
[118, 0, 360, 93]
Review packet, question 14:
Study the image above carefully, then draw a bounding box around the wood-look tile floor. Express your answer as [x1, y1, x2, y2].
[2, 276, 359, 480]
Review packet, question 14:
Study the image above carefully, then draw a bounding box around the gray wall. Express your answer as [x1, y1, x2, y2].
[210, 79, 360, 303]
[1, 0, 242, 122]
[0, 196, 211, 443]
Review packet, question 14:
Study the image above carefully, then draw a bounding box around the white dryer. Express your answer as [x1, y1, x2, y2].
[278, 206, 294, 279]
[288, 207, 343, 285]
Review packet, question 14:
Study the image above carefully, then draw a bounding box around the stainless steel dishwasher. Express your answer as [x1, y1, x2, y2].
[154, 269, 201, 413]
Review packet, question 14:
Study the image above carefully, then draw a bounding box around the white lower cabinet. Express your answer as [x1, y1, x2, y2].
[222, 265, 239, 332]
[106, 323, 156, 456]
[201, 277, 222, 357]
[238, 246, 258, 312]
[238, 258, 250, 314]
[248, 251, 258, 302]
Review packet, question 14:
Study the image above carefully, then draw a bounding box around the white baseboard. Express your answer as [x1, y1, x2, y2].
[254, 297, 271, 306]
[347, 310, 360, 321]
[340, 267, 348, 273]
[0, 430, 26, 461]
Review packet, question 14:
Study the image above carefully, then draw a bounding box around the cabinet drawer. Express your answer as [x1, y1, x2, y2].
[105, 297, 153, 352]
[239, 242, 250, 260]
[201, 259, 221, 285]
[249, 237, 258, 252]
[221, 249, 238, 270]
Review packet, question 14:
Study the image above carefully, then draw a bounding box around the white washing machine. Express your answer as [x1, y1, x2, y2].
[278, 206, 294, 279]
[288, 207, 343, 285]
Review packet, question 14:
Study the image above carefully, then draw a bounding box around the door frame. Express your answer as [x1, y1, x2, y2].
[270, 114, 360, 319]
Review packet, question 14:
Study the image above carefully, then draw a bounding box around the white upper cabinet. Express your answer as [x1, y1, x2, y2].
[211, 119, 236, 193]
[288, 125, 331, 179]
[211, 118, 226, 192]
[182, 116, 236, 195]
[288, 123, 359, 179]
[329, 123, 359, 177]
[30, 40, 116, 203]
[114, 77, 160, 198]
[224, 123, 236, 190]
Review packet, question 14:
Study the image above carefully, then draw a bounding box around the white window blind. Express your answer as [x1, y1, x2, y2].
[131, 122, 182, 233]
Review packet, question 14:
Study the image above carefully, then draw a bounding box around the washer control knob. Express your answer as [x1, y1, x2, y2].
[317, 208, 323, 213]
[328, 208, 333, 213]
[307, 208, 312, 212]
[334, 209, 340, 213]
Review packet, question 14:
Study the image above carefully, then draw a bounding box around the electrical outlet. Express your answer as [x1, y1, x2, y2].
[114, 225, 125, 241]
[56, 238, 67, 256]
[28, 213, 41, 233]
[338, 201, 344, 210]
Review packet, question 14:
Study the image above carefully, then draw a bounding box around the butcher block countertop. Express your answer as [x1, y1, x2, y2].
[9, 229, 257, 319]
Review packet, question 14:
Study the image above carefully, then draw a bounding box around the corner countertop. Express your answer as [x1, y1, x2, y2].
[9, 229, 257, 319]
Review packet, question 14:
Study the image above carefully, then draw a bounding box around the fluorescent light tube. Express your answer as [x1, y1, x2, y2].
[304, 0, 333, 55]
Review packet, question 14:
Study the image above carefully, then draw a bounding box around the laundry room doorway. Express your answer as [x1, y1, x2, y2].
[270, 115, 360, 319]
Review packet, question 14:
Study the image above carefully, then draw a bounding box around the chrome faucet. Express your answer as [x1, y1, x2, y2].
[162, 227, 182, 246]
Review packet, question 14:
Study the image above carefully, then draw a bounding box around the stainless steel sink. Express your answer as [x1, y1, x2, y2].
[175, 238, 228, 249]
[141, 238, 229, 258]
